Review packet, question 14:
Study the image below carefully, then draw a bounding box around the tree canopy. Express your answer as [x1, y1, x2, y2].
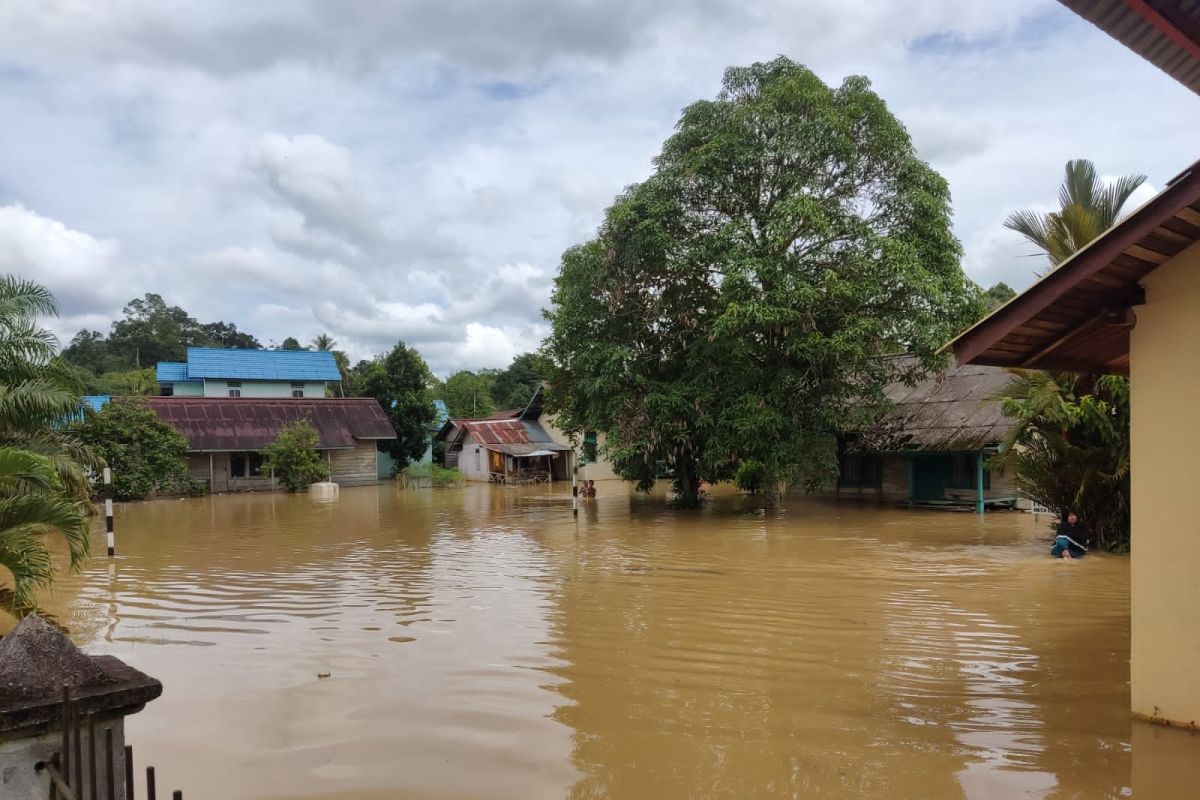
[439, 370, 497, 419]
[545, 58, 982, 505]
[71, 401, 195, 501]
[356, 342, 435, 466]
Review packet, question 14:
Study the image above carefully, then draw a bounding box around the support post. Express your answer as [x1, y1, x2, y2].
[976, 451, 985, 515]
[906, 455, 914, 510]
[104, 467, 115, 557]
[571, 453, 578, 517]
[208, 453, 214, 493]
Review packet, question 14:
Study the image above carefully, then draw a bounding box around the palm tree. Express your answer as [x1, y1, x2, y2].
[0, 275, 96, 615]
[311, 333, 337, 351]
[0, 447, 89, 614]
[1004, 159, 1146, 269]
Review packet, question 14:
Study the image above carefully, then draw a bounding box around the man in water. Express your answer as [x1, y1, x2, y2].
[1051, 511, 1089, 559]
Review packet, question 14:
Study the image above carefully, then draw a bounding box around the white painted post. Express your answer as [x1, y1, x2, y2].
[103, 467, 115, 557]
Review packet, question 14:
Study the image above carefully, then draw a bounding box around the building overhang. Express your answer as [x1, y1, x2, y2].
[1060, 0, 1200, 96]
[944, 158, 1200, 375]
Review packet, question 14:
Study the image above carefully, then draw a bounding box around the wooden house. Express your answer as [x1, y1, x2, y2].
[143, 397, 395, 492]
[825, 362, 1022, 512]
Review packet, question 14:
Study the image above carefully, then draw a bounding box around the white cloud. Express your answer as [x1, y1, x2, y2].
[1, 0, 1199, 373]
[0, 204, 129, 325]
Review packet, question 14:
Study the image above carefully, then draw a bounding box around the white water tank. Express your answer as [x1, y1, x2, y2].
[310, 481, 340, 500]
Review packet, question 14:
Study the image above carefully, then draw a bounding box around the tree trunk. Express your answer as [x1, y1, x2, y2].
[674, 453, 701, 508]
[763, 475, 781, 509]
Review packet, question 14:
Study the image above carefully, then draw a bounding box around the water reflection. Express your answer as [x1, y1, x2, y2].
[28, 484, 1183, 798]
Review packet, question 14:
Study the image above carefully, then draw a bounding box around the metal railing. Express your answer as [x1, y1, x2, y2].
[37, 686, 185, 800]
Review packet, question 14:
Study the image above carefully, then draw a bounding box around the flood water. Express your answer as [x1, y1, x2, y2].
[34, 483, 1196, 798]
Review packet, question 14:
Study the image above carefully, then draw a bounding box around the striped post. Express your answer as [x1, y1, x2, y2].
[104, 467, 115, 557]
[571, 454, 578, 517]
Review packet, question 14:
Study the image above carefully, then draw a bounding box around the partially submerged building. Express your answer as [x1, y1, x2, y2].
[436, 385, 620, 482]
[143, 397, 395, 492]
[949, 0, 1200, 730]
[831, 362, 1021, 512]
[156, 347, 340, 398]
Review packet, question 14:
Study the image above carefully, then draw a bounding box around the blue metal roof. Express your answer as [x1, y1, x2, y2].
[83, 395, 111, 412]
[156, 362, 189, 382]
[433, 399, 449, 424]
[183, 348, 341, 381]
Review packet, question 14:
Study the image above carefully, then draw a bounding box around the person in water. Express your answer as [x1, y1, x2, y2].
[1050, 511, 1089, 558]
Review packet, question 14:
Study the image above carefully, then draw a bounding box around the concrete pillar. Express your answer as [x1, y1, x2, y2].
[1129, 243, 1200, 726]
[0, 615, 162, 799]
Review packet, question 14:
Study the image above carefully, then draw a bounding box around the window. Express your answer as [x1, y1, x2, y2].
[160, 385, 174, 396]
[291, 382, 305, 398]
[838, 453, 882, 489]
[948, 453, 990, 490]
[231, 452, 267, 478]
[228, 380, 242, 398]
[583, 431, 598, 464]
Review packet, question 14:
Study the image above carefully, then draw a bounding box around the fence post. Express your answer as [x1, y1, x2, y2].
[124, 746, 134, 800]
[104, 467, 115, 556]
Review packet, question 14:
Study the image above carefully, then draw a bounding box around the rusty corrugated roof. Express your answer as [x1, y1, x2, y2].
[141, 397, 395, 452]
[863, 362, 1016, 452]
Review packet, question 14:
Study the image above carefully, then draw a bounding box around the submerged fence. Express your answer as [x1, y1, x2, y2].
[38, 687, 184, 800]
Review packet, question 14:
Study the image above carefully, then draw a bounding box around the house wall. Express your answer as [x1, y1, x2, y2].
[458, 433, 492, 482]
[819, 453, 1021, 505]
[202, 380, 327, 398]
[329, 441, 379, 486]
[539, 414, 622, 481]
[171, 381, 204, 396]
[189, 440, 383, 493]
[1129, 240, 1200, 726]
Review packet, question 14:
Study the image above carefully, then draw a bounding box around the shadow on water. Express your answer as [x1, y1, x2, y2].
[26, 482, 1198, 799]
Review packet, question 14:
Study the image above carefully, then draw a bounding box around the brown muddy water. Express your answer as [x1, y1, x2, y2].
[32, 483, 1194, 798]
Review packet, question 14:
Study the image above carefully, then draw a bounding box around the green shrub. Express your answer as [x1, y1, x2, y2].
[735, 460, 765, 494]
[396, 462, 463, 488]
[71, 401, 197, 500]
[261, 420, 329, 492]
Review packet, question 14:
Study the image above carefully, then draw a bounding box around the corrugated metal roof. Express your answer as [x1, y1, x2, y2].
[863, 362, 1015, 452]
[184, 347, 341, 381]
[1060, 0, 1200, 96]
[142, 397, 395, 452]
[156, 362, 189, 382]
[83, 395, 111, 412]
[486, 442, 571, 456]
[457, 418, 568, 452]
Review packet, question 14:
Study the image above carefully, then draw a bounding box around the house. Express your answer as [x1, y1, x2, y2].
[827, 362, 1022, 512]
[156, 347, 340, 398]
[435, 385, 623, 482]
[948, 0, 1200, 728]
[143, 397, 396, 492]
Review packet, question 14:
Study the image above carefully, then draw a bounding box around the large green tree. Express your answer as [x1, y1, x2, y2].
[545, 58, 981, 506]
[0, 276, 94, 615]
[491, 353, 543, 411]
[357, 342, 435, 466]
[439, 370, 497, 418]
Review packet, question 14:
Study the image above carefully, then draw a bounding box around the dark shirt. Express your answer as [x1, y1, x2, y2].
[1058, 514, 1091, 548]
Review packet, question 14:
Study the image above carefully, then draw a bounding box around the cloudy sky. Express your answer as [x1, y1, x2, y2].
[2, 1, 1198, 375]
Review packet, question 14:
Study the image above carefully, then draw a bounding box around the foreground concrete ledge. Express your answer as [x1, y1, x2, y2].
[0, 615, 162, 739]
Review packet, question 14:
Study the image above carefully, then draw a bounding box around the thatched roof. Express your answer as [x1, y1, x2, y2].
[862, 362, 1015, 452]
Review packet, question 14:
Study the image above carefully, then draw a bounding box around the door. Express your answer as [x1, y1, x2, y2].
[912, 454, 951, 501]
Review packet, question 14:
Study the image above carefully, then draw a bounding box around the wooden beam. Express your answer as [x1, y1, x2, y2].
[948, 161, 1200, 366]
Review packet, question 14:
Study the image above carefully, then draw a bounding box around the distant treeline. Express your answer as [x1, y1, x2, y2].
[60, 292, 545, 414]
